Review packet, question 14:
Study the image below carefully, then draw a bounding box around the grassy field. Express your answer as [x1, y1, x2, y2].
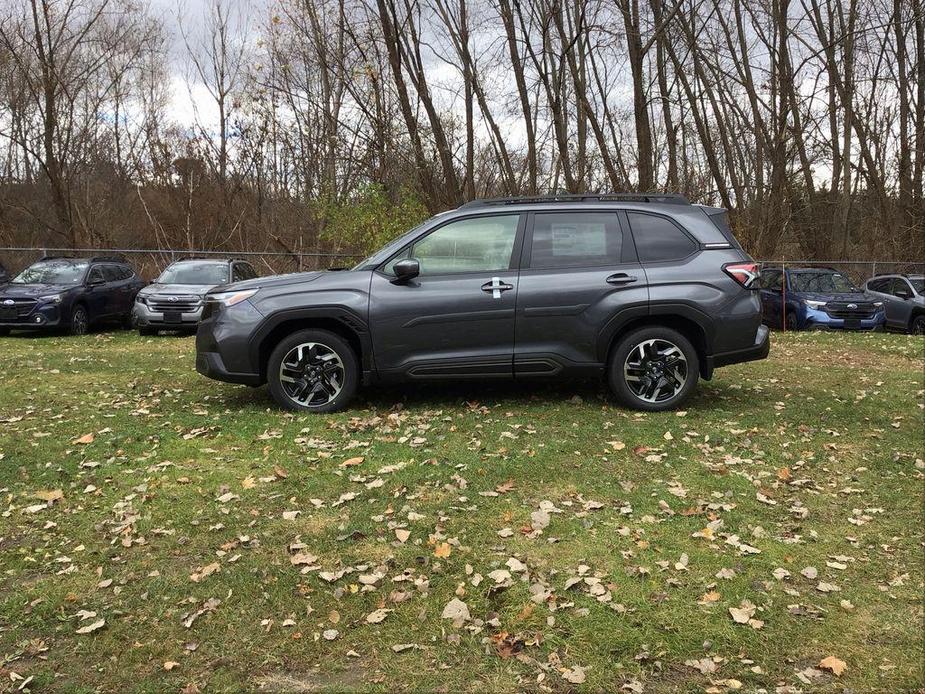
[0, 329, 922, 693]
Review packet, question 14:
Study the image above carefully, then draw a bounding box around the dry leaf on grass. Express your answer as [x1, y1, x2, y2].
[818, 656, 847, 676]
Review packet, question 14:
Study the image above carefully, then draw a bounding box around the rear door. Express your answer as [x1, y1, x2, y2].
[513, 210, 648, 374]
[368, 213, 523, 379]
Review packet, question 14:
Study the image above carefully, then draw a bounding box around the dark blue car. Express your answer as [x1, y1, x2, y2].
[0, 256, 145, 336]
[758, 266, 884, 331]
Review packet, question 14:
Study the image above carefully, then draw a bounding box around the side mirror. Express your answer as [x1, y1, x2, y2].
[391, 258, 420, 284]
[87, 277, 104, 287]
[896, 289, 912, 300]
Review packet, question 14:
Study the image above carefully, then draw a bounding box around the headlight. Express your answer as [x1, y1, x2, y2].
[804, 299, 827, 309]
[873, 301, 883, 307]
[38, 294, 62, 304]
[136, 295, 148, 305]
[209, 288, 259, 307]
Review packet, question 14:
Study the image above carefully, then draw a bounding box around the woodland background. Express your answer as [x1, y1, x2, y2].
[0, 0, 922, 269]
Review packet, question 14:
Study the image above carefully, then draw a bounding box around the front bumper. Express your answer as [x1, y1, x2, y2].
[194, 299, 264, 386]
[134, 301, 203, 327]
[802, 306, 885, 331]
[0, 302, 64, 330]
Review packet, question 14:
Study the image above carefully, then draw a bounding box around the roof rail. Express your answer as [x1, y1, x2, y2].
[458, 193, 690, 209]
[40, 254, 127, 263]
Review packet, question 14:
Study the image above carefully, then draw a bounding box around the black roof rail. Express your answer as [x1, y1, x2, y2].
[39, 254, 127, 263]
[458, 193, 690, 209]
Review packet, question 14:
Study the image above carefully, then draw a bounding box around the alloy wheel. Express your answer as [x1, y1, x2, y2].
[278, 342, 345, 408]
[71, 308, 88, 335]
[623, 338, 688, 403]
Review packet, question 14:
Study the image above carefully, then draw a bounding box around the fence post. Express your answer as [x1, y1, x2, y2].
[782, 261, 787, 332]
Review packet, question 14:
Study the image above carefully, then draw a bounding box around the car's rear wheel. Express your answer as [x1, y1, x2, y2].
[69, 305, 89, 336]
[911, 314, 925, 335]
[138, 327, 156, 337]
[0, 328, 9, 337]
[267, 329, 358, 413]
[609, 327, 699, 411]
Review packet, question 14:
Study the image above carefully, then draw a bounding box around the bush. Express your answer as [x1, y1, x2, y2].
[318, 185, 429, 257]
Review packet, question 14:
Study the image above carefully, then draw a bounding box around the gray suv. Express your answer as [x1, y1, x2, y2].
[195, 195, 769, 412]
[863, 274, 925, 334]
[135, 258, 258, 335]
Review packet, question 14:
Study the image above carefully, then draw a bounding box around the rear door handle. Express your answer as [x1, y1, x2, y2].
[482, 277, 514, 298]
[606, 273, 638, 285]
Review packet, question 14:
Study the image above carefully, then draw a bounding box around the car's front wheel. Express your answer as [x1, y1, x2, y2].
[69, 305, 89, 336]
[609, 327, 699, 411]
[911, 314, 925, 335]
[267, 329, 359, 413]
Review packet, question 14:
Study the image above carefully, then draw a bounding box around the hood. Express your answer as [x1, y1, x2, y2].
[140, 283, 217, 297]
[0, 282, 79, 298]
[209, 270, 326, 294]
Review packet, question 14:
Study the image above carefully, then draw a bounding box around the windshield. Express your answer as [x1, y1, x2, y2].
[13, 260, 88, 285]
[910, 278, 924, 294]
[789, 271, 859, 294]
[157, 262, 228, 285]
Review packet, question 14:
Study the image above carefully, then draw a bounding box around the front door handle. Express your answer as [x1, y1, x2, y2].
[606, 273, 638, 285]
[482, 277, 514, 298]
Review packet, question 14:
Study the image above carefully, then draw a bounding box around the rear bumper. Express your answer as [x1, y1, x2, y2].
[706, 324, 770, 377]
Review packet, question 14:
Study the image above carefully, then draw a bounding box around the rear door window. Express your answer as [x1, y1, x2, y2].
[628, 213, 698, 262]
[527, 212, 633, 269]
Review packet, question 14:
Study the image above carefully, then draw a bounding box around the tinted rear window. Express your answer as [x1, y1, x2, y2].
[628, 213, 697, 262]
[529, 212, 633, 269]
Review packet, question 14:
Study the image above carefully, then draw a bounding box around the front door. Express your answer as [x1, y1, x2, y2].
[84, 265, 109, 318]
[514, 211, 649, 374]
[369, 213, 524, 379]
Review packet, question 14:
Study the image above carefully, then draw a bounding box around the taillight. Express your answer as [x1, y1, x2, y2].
[724, 262, 759, 288]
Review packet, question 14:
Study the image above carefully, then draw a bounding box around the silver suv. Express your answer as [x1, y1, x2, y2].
[135, 259, 259, 335]
[863, 274, 925, 334]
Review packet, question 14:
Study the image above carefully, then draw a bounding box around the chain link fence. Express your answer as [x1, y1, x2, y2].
[0, 247, 921, 286]
[0, 247, 364, 279]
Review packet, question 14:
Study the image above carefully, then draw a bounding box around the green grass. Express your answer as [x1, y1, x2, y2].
[0, 330, 922, 692]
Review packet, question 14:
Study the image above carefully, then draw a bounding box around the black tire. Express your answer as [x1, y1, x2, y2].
[911, 314, 925, 336]
[69, 304, 89, 336]
[0, 327, 9, 337]
[267, 329, 359, 413]
[608, 326, 699, 412]
[138, 327, 156, 337]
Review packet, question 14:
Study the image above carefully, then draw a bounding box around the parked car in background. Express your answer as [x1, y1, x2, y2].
[0, 256, 144, 335]
[196, 194, 769, 413]
[758, 266, 884, 331]
[134, 258, 259, 335]
[863, 274, 925, 334]
[0, 261, 9, 284]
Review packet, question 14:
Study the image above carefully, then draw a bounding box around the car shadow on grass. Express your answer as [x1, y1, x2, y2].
[215, 376, 759, 415]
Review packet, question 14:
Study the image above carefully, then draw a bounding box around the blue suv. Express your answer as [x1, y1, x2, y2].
[758, 266, 884, 331]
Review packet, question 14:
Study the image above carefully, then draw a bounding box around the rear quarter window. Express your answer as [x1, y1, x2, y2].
[627, 212, 698, 263]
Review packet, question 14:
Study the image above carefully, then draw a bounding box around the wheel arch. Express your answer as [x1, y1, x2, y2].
[909, 308, 925, 333]
[602, 311, 712, 380]
[251, 308, 372, 382]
